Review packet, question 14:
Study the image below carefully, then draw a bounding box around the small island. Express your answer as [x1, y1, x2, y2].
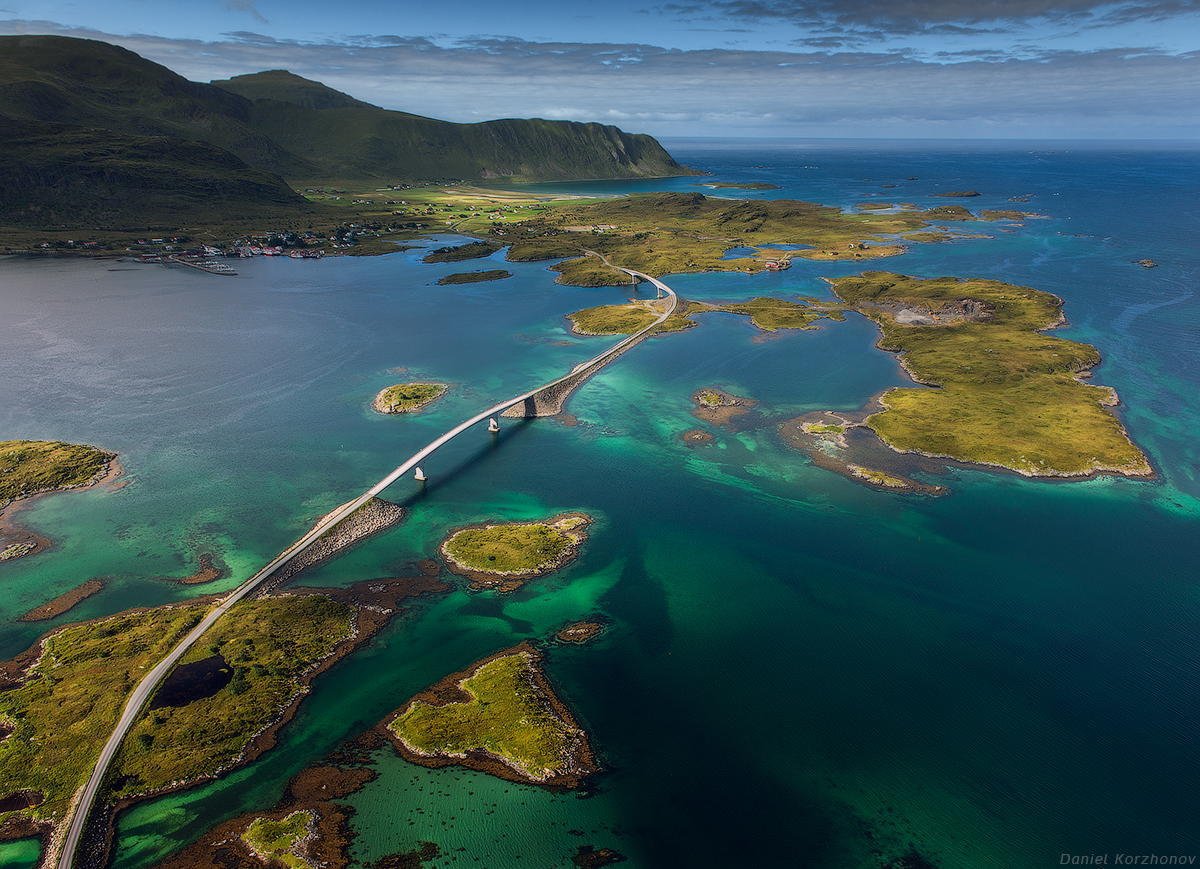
[385, 643, 599, 788]
[18, 578, 105, 622]
[934, 190, 981, 197]
[241, 810, 316, 868]
[555, 620, 606, 645]
[1135, 258, 1158, 268]
[372, 381, 447, 414]
[422, 240, 501, 263]
[441, 513, 591, 592]
[692, 388, 756, 427]
[437, 269, 512, 285]
[567, 302, 661, 336]
[702, 181, 780, 190]
[680, 428, 715, 447]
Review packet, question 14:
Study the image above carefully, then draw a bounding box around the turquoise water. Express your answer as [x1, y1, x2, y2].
[2, 141, 1198, 867]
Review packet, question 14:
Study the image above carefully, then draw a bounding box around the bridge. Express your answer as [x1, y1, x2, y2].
[54, 266, 676, 868]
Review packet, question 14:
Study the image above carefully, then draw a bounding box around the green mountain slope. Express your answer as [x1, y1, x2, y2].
[213, 70, 688, 182]
[0, 35, 689, 232]
[0, 117, 307, 229]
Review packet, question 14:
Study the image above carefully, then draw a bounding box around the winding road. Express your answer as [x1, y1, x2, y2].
[55, 266, 676, 868]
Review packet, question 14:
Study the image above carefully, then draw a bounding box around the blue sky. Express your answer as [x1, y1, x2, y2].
[2, 0, 1198, 137]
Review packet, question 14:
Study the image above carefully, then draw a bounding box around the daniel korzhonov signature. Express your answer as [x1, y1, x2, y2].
[1060, 855, 1197, 866]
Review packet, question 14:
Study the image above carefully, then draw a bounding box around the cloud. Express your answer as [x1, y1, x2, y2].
[657, 0, 1200, 37]
[223, 0, 268, 25]
[0, 20, 1196, 138]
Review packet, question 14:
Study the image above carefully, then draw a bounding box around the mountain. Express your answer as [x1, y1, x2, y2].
[0, 36, 688, 230]
[211, 70, 687, 182]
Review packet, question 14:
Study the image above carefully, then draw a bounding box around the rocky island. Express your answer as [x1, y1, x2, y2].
[441, 513, 591, 592]
[372, 381, 448, 414]
[385, 643, 598, 788]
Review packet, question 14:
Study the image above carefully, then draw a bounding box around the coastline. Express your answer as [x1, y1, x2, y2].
[0, 455, 124, 564]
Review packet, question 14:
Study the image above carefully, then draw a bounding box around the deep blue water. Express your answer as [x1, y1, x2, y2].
[0, 140, 1198, 868]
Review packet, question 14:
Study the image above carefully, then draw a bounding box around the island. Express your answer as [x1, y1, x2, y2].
[498, 192, 960, 286]
[1135, 258, 1158, 268]
[813, 272, 1152, 478]
[554, 620, 606, 644]
[0, 574, 448, 858]
[241, 810, 315, 868]
[422, 240, 502, 263]
[440, 513, 591, 592]
[680, 428, 715, 447]
[436, 269, 511, 285]
[934, 190, 981, 197]
[18, 578, 105, 622]
[384, 643, 599, 788]
[567, 297, 840, 337]
[701, 181, 780, 190]
[692, 388, 757, 427]
[372, 382, 448, 414]
[0, 439, 119, 562]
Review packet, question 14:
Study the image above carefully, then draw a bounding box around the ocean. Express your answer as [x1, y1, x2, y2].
[0, 139, 1197, 867]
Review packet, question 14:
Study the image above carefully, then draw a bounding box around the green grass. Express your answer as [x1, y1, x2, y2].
[0, 603, 208, 827]
[803, 423, 847, 434]
[112, 595, 354, 797]
[436, 269, 511, 285]
[705, 297, 828, 331]
[389, 651, 579, 782]
[0, 440, 113, 505]
[832, 272, 1151, 477]
[847, 465, 912, 489]
[497, 192, 938, 285]
[373, 382, 447, 413]
[442, 515, 586, 575]
[241, 810, 315, 869]
[567, 304, 659, 335]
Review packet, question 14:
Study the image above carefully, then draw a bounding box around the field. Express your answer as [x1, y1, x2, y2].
[0, 440, 114, 506]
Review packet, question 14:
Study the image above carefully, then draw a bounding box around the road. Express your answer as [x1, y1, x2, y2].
[55, 267, 675, 868]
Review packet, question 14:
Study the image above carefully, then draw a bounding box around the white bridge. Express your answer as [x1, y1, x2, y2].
[54, 266, 677, 869]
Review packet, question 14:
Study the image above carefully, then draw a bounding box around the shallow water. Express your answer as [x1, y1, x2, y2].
[1, 140, 1198, 867]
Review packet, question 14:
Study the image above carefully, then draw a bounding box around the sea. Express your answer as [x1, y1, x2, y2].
[0, 139, 1197, 868]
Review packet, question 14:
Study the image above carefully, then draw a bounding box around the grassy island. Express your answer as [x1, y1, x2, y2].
[0, 576, 446, 846]
[241, 810, 316, 869]
[0, 440, 115, 506]
[441, 513, 591, 592]
[692, 388, 757, 427]
[421, 240, 501, 263]
[491, 192, 954, 286]
[386, 644, 598, 787]
[372, 382, 447, 414]
[831, 272, 1152, 478]
[112, 594, 355, 797]
[567, 303, 661, 336]
[437, 269, 511, 285]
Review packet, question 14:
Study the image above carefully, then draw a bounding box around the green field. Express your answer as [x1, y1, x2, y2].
[0, 440, 114, 506]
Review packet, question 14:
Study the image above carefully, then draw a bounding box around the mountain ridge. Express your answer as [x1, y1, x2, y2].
[0, 35, 691, 230]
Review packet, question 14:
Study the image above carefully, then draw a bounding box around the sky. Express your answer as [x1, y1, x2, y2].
[2, 0, 1198, 138]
